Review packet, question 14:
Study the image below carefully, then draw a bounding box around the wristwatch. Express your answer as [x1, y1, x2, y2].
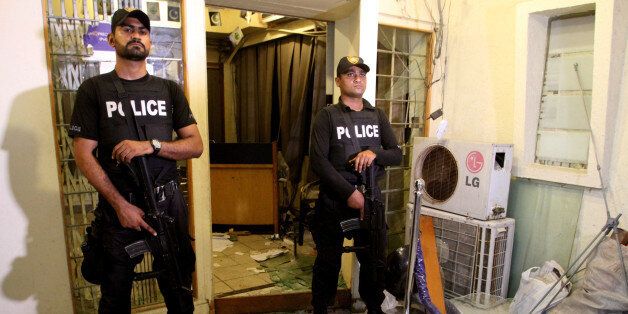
[150, 139, 161, 156]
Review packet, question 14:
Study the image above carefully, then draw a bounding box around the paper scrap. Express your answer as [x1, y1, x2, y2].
[212, 237, 234, 252]
[250, 248, 289, 262]
[246, 267, 266, 274]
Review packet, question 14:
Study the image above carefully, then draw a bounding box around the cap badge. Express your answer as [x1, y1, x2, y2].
[347, 56, 360, 64]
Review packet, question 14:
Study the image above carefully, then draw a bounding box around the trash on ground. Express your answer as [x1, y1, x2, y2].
[250, 248, 289, 262]
[212, 236, 234, 252]
[246, 267, 266, 274]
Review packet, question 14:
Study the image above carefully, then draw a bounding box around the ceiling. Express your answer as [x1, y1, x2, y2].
[205, 0, 359, 21]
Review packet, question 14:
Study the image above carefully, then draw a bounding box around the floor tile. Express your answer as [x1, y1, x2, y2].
[237, 234, 269, 245]
[212, 255, 238, 268]
[224, 272, 270, 291]
[214, 232, 319, 300]
[221, 242, 252, 255]
[214, 264, 255, 281]
[244, 239, 285, 251]
[213, 280, 232, 295]
[230, 252, 260, 266]
[254, 272, 273, 284]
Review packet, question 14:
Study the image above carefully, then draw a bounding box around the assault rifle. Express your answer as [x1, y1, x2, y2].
[340, 166, 386, 268]
[123, 156, 192, 310]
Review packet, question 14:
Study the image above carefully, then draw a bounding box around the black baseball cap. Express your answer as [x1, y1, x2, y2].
[111, 8, 151, 33]
[336, 56, 370, 76]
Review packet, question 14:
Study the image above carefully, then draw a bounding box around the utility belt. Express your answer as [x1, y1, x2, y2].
[123, 179, 179, 205]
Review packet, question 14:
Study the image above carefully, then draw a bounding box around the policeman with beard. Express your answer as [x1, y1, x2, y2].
[309, 56, 402, 313]
[69, 8, 202, 313]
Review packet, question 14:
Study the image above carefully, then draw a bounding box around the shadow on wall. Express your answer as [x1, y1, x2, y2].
[1, 87, 70, 312]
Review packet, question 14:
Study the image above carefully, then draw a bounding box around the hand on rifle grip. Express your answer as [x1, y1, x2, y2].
[347, 189, 365, 220]
[115, 201, 157, 236]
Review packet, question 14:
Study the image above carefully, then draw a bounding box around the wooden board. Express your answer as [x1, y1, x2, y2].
[420, 215, 446, 313]
[213, 289, 351, 313]
[210, 164, 277, 229]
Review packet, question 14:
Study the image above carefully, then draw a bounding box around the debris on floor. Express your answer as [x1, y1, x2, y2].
[212, 234, 234, 252]
[250, 248, 290, 262]
[227, 228, 251, 241]
[212, 232, 346, 298]
[246, 267, 266, 274]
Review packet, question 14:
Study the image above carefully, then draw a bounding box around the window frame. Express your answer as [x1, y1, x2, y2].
[533, 13, 595, 170]
[513, 0, 626, 188]
[374, 23, 434, 249]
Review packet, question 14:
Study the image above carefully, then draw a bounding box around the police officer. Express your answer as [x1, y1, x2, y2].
[309, 56, 402, 314]
[69, 8, 202, 313]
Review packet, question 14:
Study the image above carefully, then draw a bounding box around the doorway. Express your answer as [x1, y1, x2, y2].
[205, 5, 349, 312]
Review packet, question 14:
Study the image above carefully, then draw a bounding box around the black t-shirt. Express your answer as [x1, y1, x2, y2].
[309, 99, 402, 201]
[69, 71, 196, 192]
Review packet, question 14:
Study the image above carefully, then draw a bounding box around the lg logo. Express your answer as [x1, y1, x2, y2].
[466, 151, 484, 173]
[465, 151, 483, 188]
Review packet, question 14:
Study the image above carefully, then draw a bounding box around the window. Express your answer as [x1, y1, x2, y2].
[514, 0, 626, 188]
[535, 14, 594, 169]
[376, 25, 430, 249]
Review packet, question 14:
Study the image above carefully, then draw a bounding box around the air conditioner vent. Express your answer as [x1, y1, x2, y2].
[421, 145, 458, 203]
[414, 206, 515, 308]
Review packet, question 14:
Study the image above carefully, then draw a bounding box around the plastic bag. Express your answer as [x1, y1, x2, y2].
[509, 260, 571, 313]
[381, 290, 399, 312]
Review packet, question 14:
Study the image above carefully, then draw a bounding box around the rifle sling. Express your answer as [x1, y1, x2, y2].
[110, 72, 145, 142]
[333, 104, 361, 157]
[333, 103, 368, 186]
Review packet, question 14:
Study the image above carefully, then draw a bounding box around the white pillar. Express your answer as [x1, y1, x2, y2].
[182, 0, 213, 310]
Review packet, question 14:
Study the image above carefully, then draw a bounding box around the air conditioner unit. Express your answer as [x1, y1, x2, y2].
[410, 137, 513, 220]
[411, 206, 515, 308]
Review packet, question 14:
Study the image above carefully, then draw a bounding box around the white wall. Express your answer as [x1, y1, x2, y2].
[379, 0, 627, 289]
[0, 1, 73, 313]
[415, 0, 627, 263]
[332, 6, 361, 101]
[0, 1, 213, 312]
[182, 0, 214, 310]
[435, 0, 525, 143]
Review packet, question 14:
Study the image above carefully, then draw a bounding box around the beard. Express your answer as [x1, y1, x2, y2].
[116, 39, 149, 61]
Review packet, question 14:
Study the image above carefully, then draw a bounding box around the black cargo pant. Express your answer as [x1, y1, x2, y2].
[311, 188, 387, 313]
[96, 181, 195, 314]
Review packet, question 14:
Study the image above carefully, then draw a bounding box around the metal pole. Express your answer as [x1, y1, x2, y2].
[530, 214, 620, 313]
[404, 179, 425, 313]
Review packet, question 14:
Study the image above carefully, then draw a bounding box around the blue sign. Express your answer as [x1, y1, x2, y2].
[83, 23, 113, 51]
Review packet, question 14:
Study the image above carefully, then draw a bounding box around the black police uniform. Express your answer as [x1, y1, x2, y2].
[69, 71, 196, 313]
[309, 99, 402, 313]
